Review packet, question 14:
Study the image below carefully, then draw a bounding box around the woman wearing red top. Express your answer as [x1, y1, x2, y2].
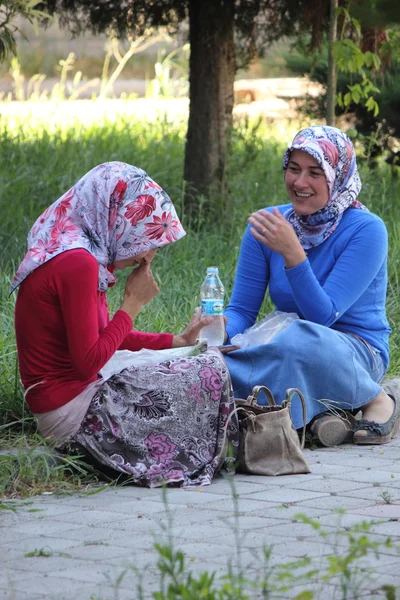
[11, 162, 239, 487]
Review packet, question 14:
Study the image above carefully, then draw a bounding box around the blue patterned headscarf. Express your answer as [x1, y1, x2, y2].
[282, 126, 367, 250]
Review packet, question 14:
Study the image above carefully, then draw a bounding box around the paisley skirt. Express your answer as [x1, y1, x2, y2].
[59, 349, 239, 488]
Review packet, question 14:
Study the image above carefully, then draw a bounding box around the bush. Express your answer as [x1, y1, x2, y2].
[283, 43, 400, 168]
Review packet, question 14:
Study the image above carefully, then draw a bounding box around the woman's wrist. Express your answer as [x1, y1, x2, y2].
[284, 248, 307, 269]
[172, 335, 186, 348]
[119, 300, 142, 322]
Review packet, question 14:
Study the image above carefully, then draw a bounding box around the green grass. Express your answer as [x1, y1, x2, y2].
[0, 110, 400, 426]
[0, 431, 102, 497]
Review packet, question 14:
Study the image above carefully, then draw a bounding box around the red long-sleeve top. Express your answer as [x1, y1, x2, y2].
[15, 249, 173, 414]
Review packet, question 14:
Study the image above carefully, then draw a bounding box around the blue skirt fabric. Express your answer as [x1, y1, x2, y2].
[224, 320, 386, 430]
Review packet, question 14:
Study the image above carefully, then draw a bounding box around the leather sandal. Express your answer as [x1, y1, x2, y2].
[353, 394, 400, 445]
[310, 411, 357, 447]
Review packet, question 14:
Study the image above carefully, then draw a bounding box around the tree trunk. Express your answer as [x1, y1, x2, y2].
[184, 0, 235, 207]
[326, 0, 338, 126]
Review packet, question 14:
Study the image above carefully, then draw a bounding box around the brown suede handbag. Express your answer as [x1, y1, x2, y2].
[235, 386, 311, 476]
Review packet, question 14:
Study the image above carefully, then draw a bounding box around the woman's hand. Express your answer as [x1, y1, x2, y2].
[248, 207, 307, 268]
[172, 308, 227, 348]
[120, 262, 159, 321]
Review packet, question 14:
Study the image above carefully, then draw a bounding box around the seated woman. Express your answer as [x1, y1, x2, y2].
[224, 125, 399, 447]
[11, 162, 238, 487]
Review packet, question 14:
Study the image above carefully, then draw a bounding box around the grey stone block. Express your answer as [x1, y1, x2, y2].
[193, 497, 280, 513]
[286, 477, 365, 493]
[238, 487, 330, 503]
[8, 520, 83, 538]
[4, 574, 105, 599]
[0, 589, 45, 600]
[263, 504, 331, 520]
[2, 536, 79, 555]
[232, 473, 321, 486]
[296, 495, 382, 511]
[349, 503, 400, 519]
[340, 487, 400, 503]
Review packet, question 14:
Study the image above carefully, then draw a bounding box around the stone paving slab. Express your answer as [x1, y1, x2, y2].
[2, 439, 400, 599]
[338, 487, 400, 503]
[295, 494, 385, 511]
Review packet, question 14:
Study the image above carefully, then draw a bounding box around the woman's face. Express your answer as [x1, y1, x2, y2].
[285, 150, 329, 215]
[113, 248, 157, 270]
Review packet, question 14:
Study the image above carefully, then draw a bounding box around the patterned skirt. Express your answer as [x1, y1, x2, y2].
[59, 349, 239, 488]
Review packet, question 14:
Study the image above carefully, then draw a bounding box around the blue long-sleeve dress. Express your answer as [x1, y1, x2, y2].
[224, 204, 391, 429]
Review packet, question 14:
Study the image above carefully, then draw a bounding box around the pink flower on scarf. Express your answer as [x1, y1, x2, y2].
[124, 194, 156, 226]
[318, 140, 339, 168]
[145, 212, 181, 243]
[29, 238, 60, 263]
[31, 206, 53, 238]
[50, 217, 80, 244]
[38, 206, 52, 225]
[145, 433, 177, 464]
[54, 191, 74, 219]
[144, 180, 161, 190]
[198, 366, 223, 401]
[109, 180, 127, 229]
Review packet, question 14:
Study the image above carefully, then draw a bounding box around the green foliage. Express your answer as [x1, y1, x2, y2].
[24, 546, 71, 557]
[0, 0, 51, 62]
[380, 29, 400, 66]
[350, 0, 400, 28]
[284, 40, 400, 163]
[334, 7, 382, 118]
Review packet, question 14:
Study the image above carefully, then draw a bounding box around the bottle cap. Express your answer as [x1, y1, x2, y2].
[207, 266, 219, 274]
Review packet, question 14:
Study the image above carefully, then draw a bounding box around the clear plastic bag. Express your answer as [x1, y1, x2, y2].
[99, 342, 207, 381]
[231, 310, 299, 349]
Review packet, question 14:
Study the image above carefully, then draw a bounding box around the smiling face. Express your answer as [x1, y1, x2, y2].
[284, 149, 330, 216]
[113, 248, 157, 270]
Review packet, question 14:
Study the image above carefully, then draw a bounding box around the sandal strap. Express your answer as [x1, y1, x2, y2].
[354, 419, 383, 435]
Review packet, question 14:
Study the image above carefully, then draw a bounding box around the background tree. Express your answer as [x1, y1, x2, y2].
[38, 0, 399, 209]
[37, 0, 320, 209]
[326, 0, 338, 126]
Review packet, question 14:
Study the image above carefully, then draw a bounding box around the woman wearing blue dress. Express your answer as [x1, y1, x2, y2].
[224, 125, 399, 446]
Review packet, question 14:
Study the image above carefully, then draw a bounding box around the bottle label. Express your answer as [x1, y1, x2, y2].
[201, 299, 223, 316]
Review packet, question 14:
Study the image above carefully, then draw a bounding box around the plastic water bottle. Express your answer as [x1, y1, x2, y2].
[199, 266, 225, 347]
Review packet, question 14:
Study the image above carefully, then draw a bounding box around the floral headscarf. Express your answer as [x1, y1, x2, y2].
[10, 162, 185, 293]
[282, 126, 367, 249]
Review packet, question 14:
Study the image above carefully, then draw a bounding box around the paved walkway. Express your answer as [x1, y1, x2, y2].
[1, 438, 400, 600]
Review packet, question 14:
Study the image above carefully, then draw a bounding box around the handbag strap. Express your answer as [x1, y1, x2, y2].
[281, 387, 307, 449]
[247, 385, 276, 407]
